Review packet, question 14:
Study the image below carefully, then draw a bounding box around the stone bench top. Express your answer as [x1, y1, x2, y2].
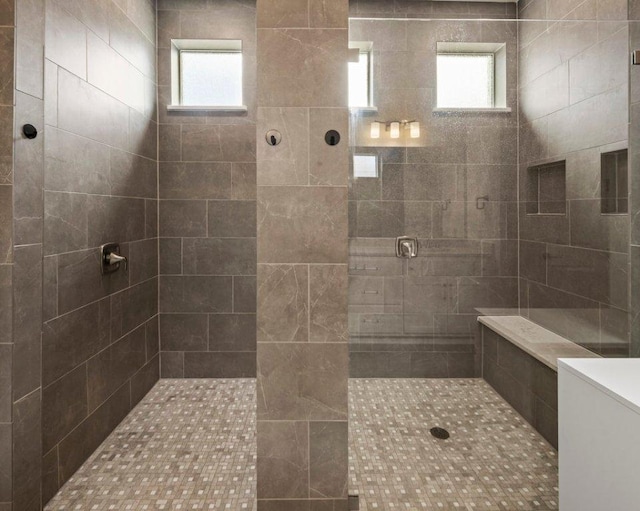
[478, 315, 600, 371]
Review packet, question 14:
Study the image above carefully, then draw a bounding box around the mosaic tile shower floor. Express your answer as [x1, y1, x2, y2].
[45, 379, 257, 511]
[349, 379, 558, 511]
[45, 378, 558, 511]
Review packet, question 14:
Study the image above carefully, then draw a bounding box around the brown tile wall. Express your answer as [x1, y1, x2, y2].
[0, 1, 13, 508]
[157, 0, 257, 378]
[255, 0, 349, 507]
[518, 0, 631, 357]
[481, 324, 558, 448]
[630, 4, 640, 356]
[40, 0, 159, 505]
[0, 0, 635, 507]
[10, 0, 46, 508]
[348, 15, 519, 378]
[349, 0, 517, 19]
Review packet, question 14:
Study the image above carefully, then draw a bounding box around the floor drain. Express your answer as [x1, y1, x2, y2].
[430, 427, 450, 440]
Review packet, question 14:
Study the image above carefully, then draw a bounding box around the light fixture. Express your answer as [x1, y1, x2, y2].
[369, 120, 421, 140]
[390, 122, 400, 139]
[410, 121, 420, 139]
[370, 121, 380, 139]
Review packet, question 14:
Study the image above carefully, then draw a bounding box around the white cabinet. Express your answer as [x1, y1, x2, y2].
[558, 359, 640, 511]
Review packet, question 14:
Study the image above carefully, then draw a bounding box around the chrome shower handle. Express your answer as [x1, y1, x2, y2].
[101, 243, 127, 274]
[399, 240, 413, 257]
[107, 252, 128, 270]
[395, 236, 418, 258]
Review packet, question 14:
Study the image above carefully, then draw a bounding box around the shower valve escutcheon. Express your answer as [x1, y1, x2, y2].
[101, 243, 128, 274]
[396, 236, 418, 258]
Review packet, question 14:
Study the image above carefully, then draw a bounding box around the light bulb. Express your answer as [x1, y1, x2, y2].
[390, 122, 400, 139]
[410, 121, 420, 139]
[370, 121, 380, 139]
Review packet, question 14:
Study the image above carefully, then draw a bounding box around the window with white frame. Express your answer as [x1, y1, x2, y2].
[349, 43, 373, 108]
[436, 42, 507, 109]
[170, 39, 244, 108]
[353, 154, 379, 178]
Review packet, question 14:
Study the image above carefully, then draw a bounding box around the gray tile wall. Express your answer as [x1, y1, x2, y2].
[157, 0, 257, 379]
[349, 0, 517, 19]
[256, 0, 350, 507]
[481, 324, 558, 448]
[631, 6, 640, 356]
[518, 0, 630, 357]
[11, 0, 45, 509]
[0, 1, 13, 509]
[41, 0, 159, 505]
[348, 16, 519, 378]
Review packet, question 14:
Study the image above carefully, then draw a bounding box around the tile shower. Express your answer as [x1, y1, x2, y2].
[348, 0, 632, 379]
[0, 0, 638, 510]
[348, 14, 519, 378]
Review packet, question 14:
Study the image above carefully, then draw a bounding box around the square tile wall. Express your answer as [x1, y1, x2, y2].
[256, 0, 349, 508]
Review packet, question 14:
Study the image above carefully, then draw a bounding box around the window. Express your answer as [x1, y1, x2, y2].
[353, 154, 378, 178]
[349, 43, 373, 108]
[180, 51, 242, 106]
[436, 42, 507, 110]
[170, 39, 245, 109]
[437, 54, 494, 108]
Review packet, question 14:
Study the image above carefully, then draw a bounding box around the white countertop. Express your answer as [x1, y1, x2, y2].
[558, 358, 640, 416]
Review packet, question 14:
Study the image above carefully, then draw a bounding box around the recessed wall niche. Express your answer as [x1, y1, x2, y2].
[601, 149, 628, 214]
[526, 160, 567, 215]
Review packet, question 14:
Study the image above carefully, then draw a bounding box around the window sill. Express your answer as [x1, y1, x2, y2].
[433, 107, 512, 113]
[167, 105, 248, 112]
[350, 106, 378, 113]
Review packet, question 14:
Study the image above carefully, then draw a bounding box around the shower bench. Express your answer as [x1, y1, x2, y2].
[477, 315, 599, 448]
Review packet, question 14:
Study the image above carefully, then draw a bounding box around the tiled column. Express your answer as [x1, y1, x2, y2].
[631, 9, 640, 357]
[255, 0, 350, 509]
[12, 0, 45, 509]
[0, 2, 15, 509]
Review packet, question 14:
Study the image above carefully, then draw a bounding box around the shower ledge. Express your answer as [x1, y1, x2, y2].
[478, 315, 599, 371]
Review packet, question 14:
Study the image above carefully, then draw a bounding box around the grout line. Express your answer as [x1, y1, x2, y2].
[56, 444, 61, 489]
[231, 276, 235, 313]
[45, 320, 150, 392]
[307, 265, 311, 341]
[86, 362, 90, 412]
[49, 379, 133, 465]
[44, 274, 158, 325]
[12, 386, 40, 405]
[307, 417, 311, 498]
